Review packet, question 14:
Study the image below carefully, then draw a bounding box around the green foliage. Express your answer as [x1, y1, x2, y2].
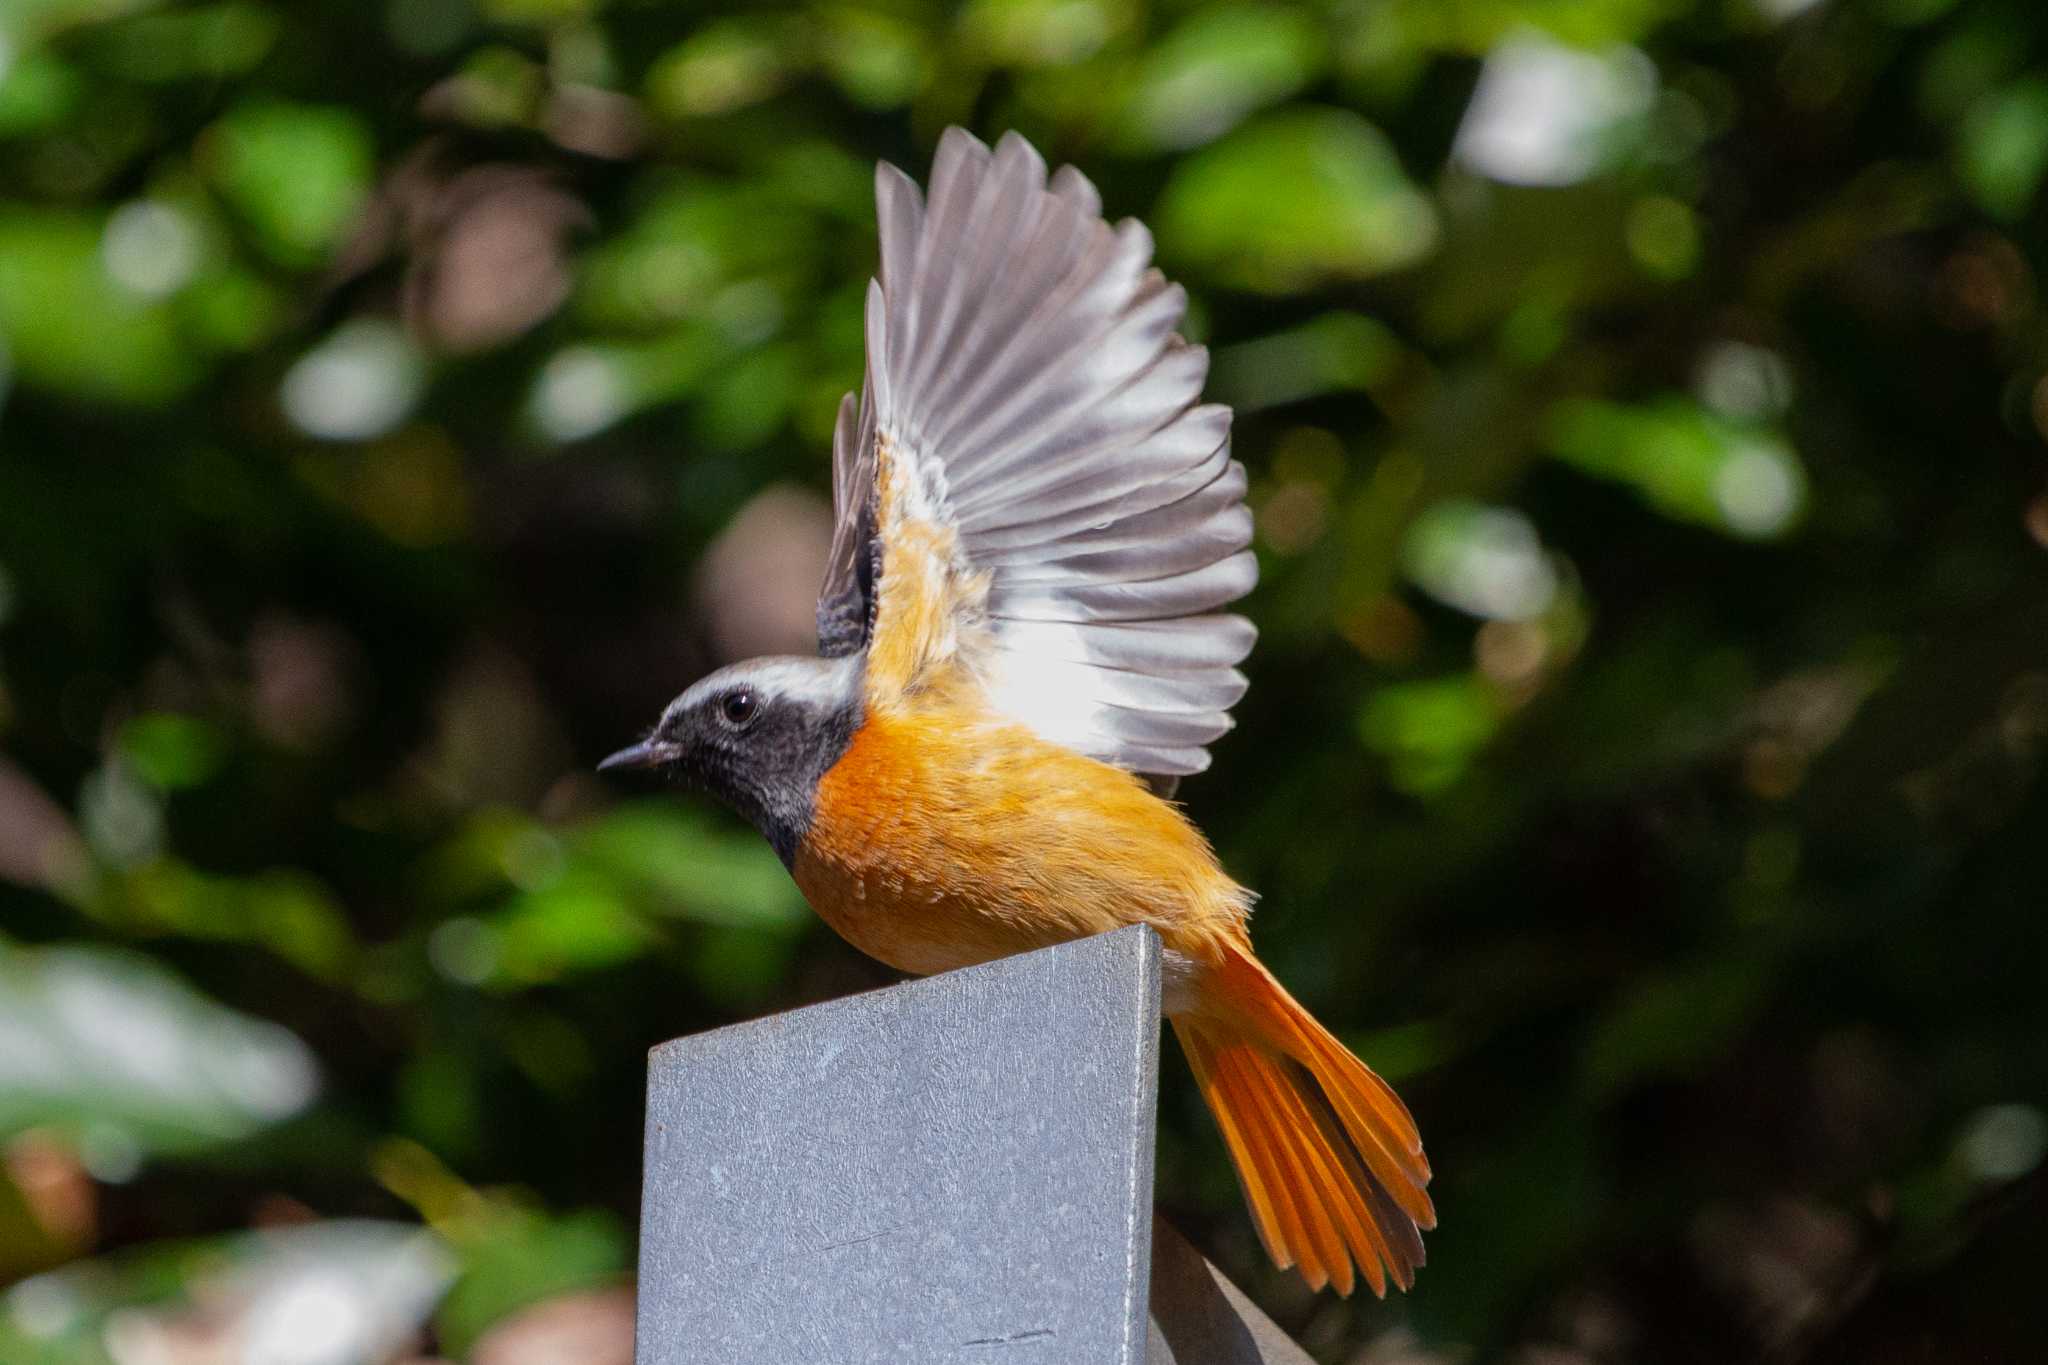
[1960, 76, 2048, 219]
[1112, 7, 1323, 153]
[203, 101, 374, 266]
[0, 942, 318, 1156]
[1156, 108, 1439, 292]
[0, 212, 200, 403]
[4, 0, 2048, 1359]
[0, 1221, 455, 1365]
[1546, 396, 1806, 538]
[432, 1206, 625, 1352]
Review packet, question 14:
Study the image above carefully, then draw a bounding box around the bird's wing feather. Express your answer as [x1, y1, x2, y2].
[820, 127, 1255, 779]
[816, 374, 878, 658]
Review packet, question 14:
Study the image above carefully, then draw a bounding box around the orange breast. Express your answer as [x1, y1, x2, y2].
[792, 696, 1251, 978]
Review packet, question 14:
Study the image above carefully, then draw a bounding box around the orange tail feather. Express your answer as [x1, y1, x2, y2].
[1175, 943, 1432, 1297]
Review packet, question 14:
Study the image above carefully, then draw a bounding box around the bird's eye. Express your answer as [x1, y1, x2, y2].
[719, 688, 759, 729]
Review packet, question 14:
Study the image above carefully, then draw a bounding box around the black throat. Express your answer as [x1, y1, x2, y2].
[685, 696, 861, 868]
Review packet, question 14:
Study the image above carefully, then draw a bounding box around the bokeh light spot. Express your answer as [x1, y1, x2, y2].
[430, 917, 501, 986]
[79, 762, 163, 868]
[1402, 501, 1559, 622]
[1713, 441, 1805, 537]
[5, 1274, 81, 1340]
[1697, 341, 1794, 421]
[532, 346, 629, 443]
[101, 201, 203, 300]
[1957, 1104, 2048, 1182]
[280, 320, 425, 442]
[75, 1122, 142, 1184]
[1455, 38, 1656, 186]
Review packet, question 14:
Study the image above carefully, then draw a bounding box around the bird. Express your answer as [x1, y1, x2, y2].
[601, 127, 1433, 1297]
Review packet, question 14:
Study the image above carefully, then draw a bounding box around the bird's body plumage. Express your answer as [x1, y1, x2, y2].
[610, 127, 1433, 1297]
[795, 686, 1249, 982]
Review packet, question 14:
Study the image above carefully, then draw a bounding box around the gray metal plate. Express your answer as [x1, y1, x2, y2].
[637, 924, 1162, 1365]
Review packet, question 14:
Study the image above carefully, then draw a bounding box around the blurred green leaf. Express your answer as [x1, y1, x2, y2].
[1580, 953, 1776, 1096]
[1155, 108, 1438, 292]
[0, 212, 201, 403]
[1546, 397, 1807, 539]
[445, 45, 549, 127]
[686, 922, 803, 1009]
[177, 263, 284, 351]
[422, 803, 804, 990]
[1359, 675, 1503, 796]
[477, 0, 601, 23]
[0, 53, 81, 134]
[81, 2, 278, 83]
[201, 101, 373, 267]
[0, 1221, 451, 1365]
[647, 19, 794, 119]
[958, 0, 1126, 69]
[1624, 193, 1701, 278]
[123, 860, 357, 979]
[434, 1206, 626, 1353]
[398, 1046, 485, 1153]
[491, 872, 651, 984]
[1210, 311, 1402, 411]
[1, 0, 152, 50]
[1115, 6, 1324, 152]
[1959, 76, 2048, 220]
[119, 713, 224, 791]
[818, 6, 933, 108]
[696, 341, 799, 451]
[1381, 0, 1680, 52]
[1342, 1018, 1453, 1085]
[527, 330, 722, 442]
[0, 942, 319, 1157]
[573, 803, 807, 930]
[577, 181, 823, 332]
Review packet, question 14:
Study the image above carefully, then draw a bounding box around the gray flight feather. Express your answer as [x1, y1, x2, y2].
[814, 128, 1257, 781]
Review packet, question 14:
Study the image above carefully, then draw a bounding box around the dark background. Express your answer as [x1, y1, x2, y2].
[2, 0, 2046, 1361]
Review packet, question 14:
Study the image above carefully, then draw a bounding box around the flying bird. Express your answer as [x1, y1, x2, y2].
[603, 128, 1433, 1296]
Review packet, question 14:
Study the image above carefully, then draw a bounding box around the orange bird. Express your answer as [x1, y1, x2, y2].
[603, 128, 1433, 1296]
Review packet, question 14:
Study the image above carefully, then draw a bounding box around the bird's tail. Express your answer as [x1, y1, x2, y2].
[1173, 942, 1433, 1297]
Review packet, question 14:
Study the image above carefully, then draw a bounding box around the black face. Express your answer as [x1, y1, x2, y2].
[600, 661, 859, 867]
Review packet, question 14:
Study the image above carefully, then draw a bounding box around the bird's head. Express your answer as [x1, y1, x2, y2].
[600, 654, 861, 865]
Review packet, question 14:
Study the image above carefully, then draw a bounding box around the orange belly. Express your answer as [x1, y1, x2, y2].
[791, 699, 1251, 979]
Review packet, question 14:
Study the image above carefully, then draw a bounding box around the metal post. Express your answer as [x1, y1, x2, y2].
[637, 925, 1311, 1364]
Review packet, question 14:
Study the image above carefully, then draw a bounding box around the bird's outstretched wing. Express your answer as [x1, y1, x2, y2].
[816, 128, 1256, 780]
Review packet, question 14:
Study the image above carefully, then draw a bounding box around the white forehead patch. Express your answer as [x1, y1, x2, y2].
[667, 654, 860, 723]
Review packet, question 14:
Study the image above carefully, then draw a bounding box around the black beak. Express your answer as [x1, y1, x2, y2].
[597, 739, 679, 774]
